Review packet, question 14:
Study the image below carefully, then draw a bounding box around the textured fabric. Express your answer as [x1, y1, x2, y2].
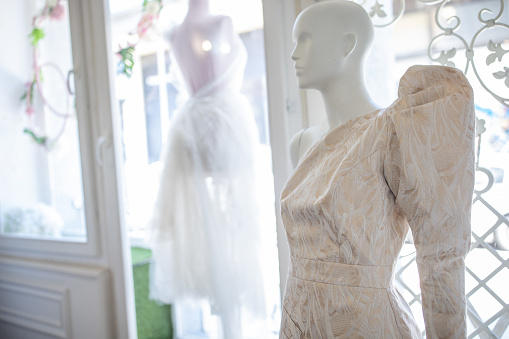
[147, 38, 266, 339]
[280, 65, 475, 338]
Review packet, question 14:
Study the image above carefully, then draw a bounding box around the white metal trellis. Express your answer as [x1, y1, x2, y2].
[407, 0, 509, 337]
[313, 0, 509, 337]
[356, 0, 509, 106]
[423, 0, 509, 108]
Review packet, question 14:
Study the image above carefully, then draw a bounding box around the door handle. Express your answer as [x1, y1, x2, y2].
[95, 135, 109, 168]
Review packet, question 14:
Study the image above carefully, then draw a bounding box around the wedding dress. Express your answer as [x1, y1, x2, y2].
[280, 65, 475, 338]
[147, 36, 265, 336]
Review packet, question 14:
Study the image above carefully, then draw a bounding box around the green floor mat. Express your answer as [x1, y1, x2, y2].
[131, 247, 173, 339]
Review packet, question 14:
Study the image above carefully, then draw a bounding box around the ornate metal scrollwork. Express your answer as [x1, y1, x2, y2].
[422, 0, 509, 107]
[314, 0, 406, 27]
[313, 0, 509, 107]
[361, 0, 406, 27]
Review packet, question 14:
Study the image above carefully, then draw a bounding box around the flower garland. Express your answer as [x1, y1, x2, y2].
[22, 0, 164, 147]
[116, 0, 163, 78]
[21, 0, 73, 148]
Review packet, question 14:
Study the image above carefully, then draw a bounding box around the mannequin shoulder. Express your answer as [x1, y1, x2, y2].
[213, 15, 233, 26]
[174, 14, 234, 37]
[197, 14, 234, 33]
[289, 125, 326, 168]
[208, 15, 235, 40]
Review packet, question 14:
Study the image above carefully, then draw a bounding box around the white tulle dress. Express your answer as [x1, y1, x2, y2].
[147, 38, 266, 338]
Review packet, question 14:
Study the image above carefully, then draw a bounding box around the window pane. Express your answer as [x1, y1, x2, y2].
[0, 1, 86, 241]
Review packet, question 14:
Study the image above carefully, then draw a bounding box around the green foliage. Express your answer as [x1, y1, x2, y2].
[20, 79, 36, 104]
[23, 128, 47, 145]
[143, 0, 162, 10]
[29, 27, 45, 46]
[117, 46, 136, 77]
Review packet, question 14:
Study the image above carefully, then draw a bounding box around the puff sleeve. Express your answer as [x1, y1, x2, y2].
[384, 66, 476, 338]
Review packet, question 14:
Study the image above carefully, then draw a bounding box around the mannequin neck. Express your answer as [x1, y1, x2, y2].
[188, 0, 210, 15]
[320, 67, 379, 130]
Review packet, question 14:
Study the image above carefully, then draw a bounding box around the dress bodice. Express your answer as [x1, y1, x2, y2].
[171, 15, 243, 97]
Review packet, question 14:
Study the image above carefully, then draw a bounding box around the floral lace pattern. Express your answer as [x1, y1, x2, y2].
[280, 65, 475, 338]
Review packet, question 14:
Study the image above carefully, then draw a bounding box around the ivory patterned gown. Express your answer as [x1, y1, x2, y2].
[280, 65, 475, 338]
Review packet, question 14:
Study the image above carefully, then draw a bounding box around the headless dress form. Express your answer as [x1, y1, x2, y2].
[148, 4, 266, 339]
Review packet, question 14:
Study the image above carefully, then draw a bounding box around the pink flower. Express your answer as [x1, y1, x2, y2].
[32, 15, 46, 29]
[26, 106, 35, 116]
[50, 3, 65, 21]
[137, 14, 159, 39]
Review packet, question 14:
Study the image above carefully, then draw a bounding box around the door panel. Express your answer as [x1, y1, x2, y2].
[0, 0, 135, 338]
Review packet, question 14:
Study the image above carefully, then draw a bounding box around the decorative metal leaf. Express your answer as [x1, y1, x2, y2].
[486, 40, 508, 66]
[369, 2, 387, 18]
[475, 117, 486, 137]
[492, 67, 509, 88]
[493, 71, 507, 79]
[446, 48, 456, 58]
[487, 54, 498, 66]
[436, 48, 456, 67]
[487, 40, 496, 51]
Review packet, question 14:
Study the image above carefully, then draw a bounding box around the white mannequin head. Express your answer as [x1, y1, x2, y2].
[291, 0, 374, 91]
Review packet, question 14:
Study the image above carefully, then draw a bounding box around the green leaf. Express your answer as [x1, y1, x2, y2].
[23, 128, 47, 145]
[117, 46, 136, 78]
[29, 28, 45, 46]
[29, 80, 35, 104]
[143, 0, 162, 10]
[20, 80, 36, 104]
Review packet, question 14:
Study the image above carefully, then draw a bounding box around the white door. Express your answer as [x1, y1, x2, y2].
[0, 0, 135, 338]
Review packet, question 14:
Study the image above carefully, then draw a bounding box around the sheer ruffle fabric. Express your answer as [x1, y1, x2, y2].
[147, 38, 266, 339]
[280, 65, 475, 338]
